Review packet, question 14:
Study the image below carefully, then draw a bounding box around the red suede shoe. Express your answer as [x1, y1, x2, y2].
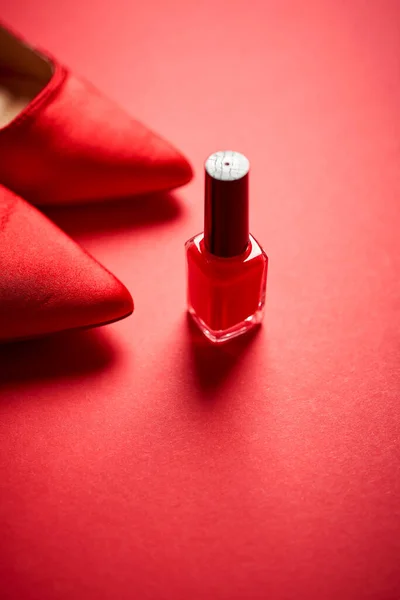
[0, 23, 193, 206]
[0, 185, 133, 342]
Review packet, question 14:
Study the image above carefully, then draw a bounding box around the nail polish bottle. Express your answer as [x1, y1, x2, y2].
[185, 150, 268, 344]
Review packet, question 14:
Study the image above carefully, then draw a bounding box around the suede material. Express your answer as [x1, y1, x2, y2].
[0, 185, 133, 340]
[0, 62, 193, 205]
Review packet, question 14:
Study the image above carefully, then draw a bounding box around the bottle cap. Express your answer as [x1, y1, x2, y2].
[204, 150, 250, 257]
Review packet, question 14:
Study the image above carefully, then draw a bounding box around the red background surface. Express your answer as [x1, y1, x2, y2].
[1, 1, 400, 598]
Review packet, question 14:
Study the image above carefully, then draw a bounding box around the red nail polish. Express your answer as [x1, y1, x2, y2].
[185, 151, 268, 344]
